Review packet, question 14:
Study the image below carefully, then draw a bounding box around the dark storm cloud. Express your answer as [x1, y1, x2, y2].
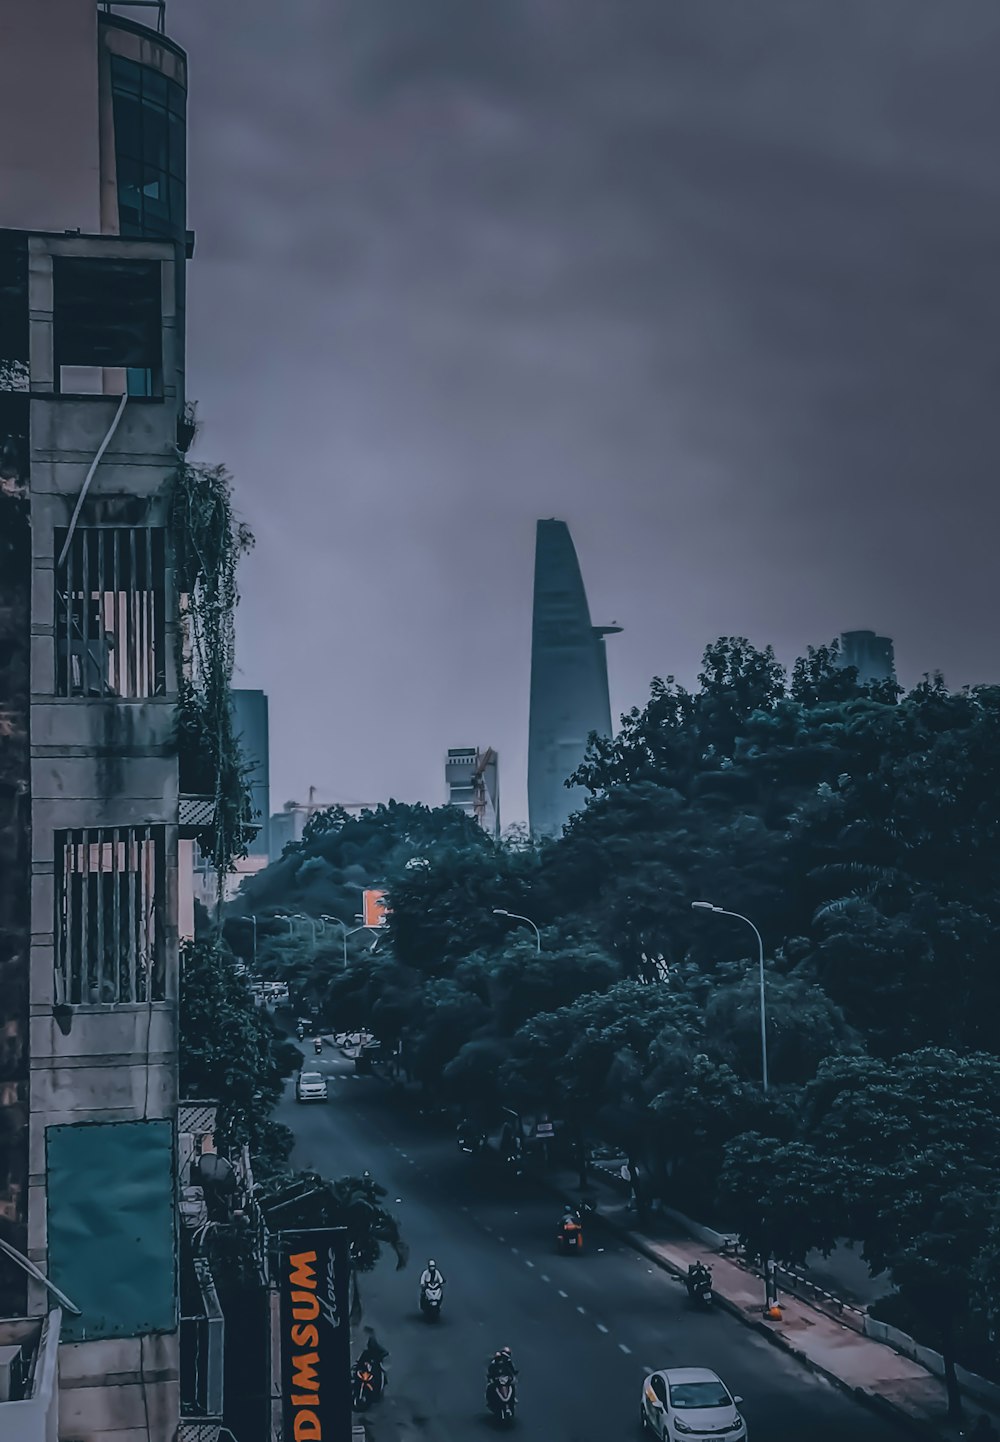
[170, 0, 1000, 820]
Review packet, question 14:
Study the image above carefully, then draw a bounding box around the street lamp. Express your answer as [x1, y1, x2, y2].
[321, 916, 382, 967]
[230, 914, 257, 969]
[493, 909, 541, 955]
[691, 902, 768, 1093]
[692, 899, 775, 1308]
[287, 913, 318, 952]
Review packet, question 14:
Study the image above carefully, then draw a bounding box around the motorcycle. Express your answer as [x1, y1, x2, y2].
[486, 1372, 517, 1425]
[556, 1211, 583, 1254]
[420, 1280, 444, 1321]
[295, 1024, 305, 1040]
[352, 1357, 386, 1410]
[314, 1037, 323, 1054]
[686, 1263, 713, 1307]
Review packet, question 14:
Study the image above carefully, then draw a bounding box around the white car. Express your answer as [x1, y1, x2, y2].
[641, 1367, 746, 1440]
[295, 1071, 328, 1103]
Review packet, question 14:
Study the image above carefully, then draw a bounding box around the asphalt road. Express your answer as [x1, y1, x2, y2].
[278, 1047, 907, 1442]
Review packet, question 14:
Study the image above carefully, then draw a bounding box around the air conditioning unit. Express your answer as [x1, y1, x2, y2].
[0, 1343, 25, 1402]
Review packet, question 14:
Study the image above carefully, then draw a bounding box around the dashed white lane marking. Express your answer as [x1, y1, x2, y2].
[497, 1236, 506, 1243]
[576, 1305, 586, 1315]
[484, 1225, 494, 1234]
[461, 1205, 469, 1212]
[525, 1260, 534, 1268]
[619, 1343, 632, 1355]
[596, 1323, 609, 1334]
[558, 1290, 569, 1299]
[511, 1247, 519, 1254]
[540, 1274, 551, 1283]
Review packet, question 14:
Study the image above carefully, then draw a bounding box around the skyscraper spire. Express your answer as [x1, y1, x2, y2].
[527, 519, 620, 837]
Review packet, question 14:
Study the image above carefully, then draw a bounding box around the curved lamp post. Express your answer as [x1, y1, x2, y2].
[692, 899, 776, 1310]
[493, 908, 542, 955]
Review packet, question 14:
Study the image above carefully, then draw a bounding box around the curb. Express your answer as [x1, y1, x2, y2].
[544, 1175, 944, 1441]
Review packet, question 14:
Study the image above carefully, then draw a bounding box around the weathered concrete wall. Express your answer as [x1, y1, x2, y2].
[0, 491, 31, 1315]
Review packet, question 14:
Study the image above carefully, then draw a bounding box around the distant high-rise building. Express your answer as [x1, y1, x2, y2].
[232, 689, 270, 859]
[839, 630, 896, 686]
[268, 791, 379, 861]
[446, 747, 500, 838]
[528, 520, 620, 836]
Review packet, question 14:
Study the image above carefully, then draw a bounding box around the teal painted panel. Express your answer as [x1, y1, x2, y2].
[47, 1119, 176, 1340]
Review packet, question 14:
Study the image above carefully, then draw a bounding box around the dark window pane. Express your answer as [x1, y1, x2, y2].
[54, 258, 161, 371]
[110, 56, 141, 97]
[169, 177, 185, 226]
[144, 68, 168, 106]
[113, 95, 144, 162]
[167, 111, 185, 180]
[167, 80, 185, 116]
[142, 108, 168, 171]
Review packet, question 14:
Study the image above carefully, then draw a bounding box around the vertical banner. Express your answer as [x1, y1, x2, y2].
[362, 888, 388, 928]
[279, 1228, 351, 1442]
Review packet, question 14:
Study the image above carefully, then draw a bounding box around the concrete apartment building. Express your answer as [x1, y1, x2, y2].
[445, 747, 500, 839]
[838, 629, 897, 686]
[0, 3, 199, 1436]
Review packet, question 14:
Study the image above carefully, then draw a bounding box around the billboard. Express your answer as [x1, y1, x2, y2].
[279, 1228, 351, 1442]
[362, 888, 388, 929]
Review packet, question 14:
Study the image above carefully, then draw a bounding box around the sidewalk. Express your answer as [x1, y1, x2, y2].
[544, 1161, 999, 1441]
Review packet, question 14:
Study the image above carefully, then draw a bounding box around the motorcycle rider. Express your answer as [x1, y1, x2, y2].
[357, 1330, 388, 1390]
[686, 1260, 712, 1297]
[419, 1258, 445, 1293]
[486, 1346, 518, 1384]
[314, 1036, 322, 1053]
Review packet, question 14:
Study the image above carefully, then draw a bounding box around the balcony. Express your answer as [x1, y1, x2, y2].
[0, 1310, 60, 1442]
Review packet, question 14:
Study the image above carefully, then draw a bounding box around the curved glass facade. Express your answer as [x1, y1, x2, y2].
[527, 520, 619, 837]
[110, 54, 185, 240]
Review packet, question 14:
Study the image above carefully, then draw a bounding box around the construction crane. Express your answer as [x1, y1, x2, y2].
[472, 748, 499, 838]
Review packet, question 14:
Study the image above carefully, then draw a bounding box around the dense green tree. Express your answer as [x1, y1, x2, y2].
[179, 938, 298, 1173]
[722, 1050, 1000, 1418]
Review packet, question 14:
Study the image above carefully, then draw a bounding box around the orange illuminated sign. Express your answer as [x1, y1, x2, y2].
[362, 889, 388, 929]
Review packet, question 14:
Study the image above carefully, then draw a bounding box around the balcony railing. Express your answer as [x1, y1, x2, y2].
[0, 1310, 60, 1442]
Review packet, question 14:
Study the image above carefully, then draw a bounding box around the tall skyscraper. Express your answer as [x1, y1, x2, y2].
[839, 630, 896, 686]
[528, 520, 620, 836]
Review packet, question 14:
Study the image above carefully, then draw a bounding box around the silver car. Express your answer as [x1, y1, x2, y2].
[641, 1367, 747, 1440]
[295, 1071, 328, 1103]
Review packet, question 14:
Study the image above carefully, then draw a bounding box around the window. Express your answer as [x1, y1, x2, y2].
[53, 257, 162, 397]
[110, 55, 186, 241]
[0, 235, 29, 393]
[55, 528, 166, 697]
[55, 827, 165, 1005]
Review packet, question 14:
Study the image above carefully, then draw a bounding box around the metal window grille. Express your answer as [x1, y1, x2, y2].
[55, 528, 166, 697]
[55, 827, 165, 1004]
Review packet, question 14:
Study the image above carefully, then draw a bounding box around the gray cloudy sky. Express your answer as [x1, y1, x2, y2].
[170, 0, 1000, 823]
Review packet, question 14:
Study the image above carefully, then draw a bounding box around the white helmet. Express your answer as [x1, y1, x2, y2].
[428, 1259, 437, 1269]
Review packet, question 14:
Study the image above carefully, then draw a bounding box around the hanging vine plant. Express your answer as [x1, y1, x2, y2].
[170, 459, 255, 891]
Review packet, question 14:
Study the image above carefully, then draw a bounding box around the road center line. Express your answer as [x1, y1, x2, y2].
[619, 1343, 632, 1355]
[596, 1322, 609, 1334]
[576, 1305, 586, 1315]
[540, 1274, 550, 1283]
[558, 1289, 568, 1299]
[525, 1260, 534, 1268]
[510, 1247, 519, 1254]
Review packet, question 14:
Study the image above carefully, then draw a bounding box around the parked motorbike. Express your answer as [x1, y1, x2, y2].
[686, 1262, 713, 1307]
[420, 1280, 444, 1321]
[486, 1372, 517, 1425]
[352, 1357, 386, 1410]
[556, 1209, 584, 1254]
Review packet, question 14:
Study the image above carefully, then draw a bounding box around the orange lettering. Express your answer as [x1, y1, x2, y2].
[292, 1353, 320, 1393]
[292, 1291, 319, 1320]
[294, 1409, 322, 1441]
[291, 1322, 319, 1349]
[289, 1252, 317, 1290]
